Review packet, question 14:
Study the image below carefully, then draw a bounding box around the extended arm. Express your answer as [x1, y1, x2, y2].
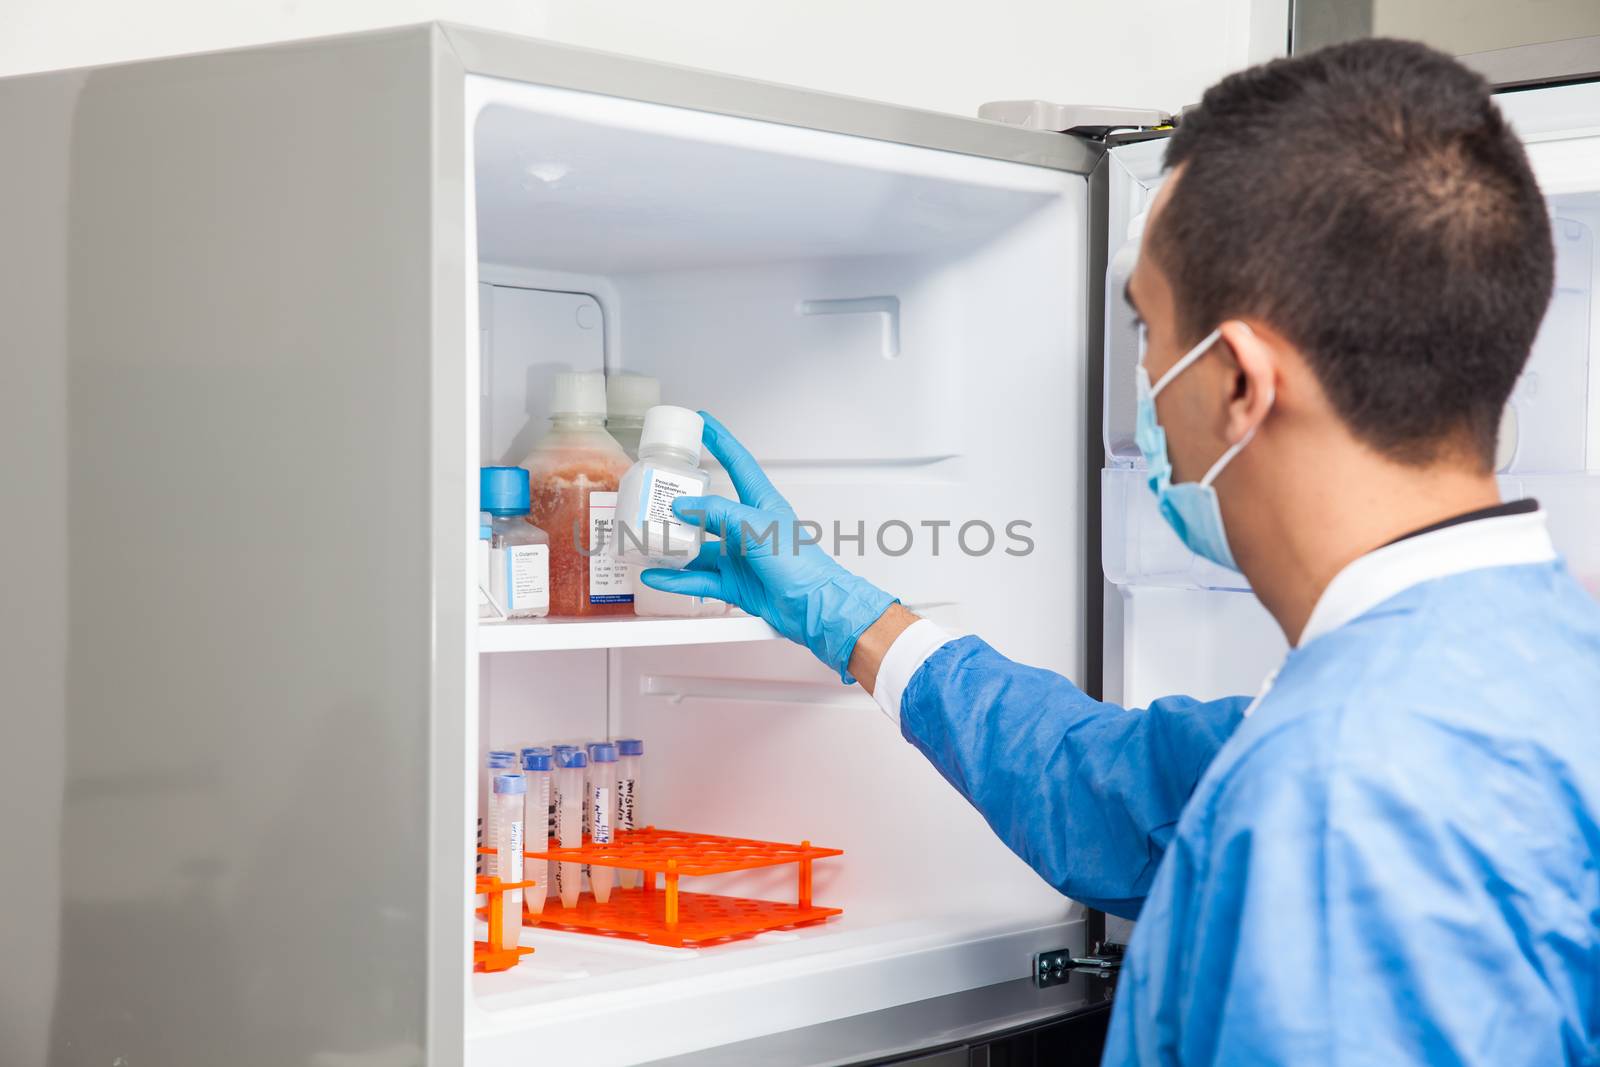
[855, 607, 1246, 916]
[646, 414, 1247, 916]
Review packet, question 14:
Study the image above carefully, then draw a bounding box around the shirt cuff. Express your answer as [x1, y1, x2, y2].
[871, 619, 955, 724]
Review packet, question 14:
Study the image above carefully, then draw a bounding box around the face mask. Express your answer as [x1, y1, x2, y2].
[1134, 325, 1269, 572]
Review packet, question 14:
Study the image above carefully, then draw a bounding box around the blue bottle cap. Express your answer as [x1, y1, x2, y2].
[493, 773, 527, 795]
[555, 749, 588, 769]
[480, 466, 531, 516]
[589, 742, 618, 763]
[522, 751, 552, 772]
[616, 738, 645, 756]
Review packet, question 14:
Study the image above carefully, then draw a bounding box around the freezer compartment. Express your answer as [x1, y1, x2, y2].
[464, 72, 1090, 1061]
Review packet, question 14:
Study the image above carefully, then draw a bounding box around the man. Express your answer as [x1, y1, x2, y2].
[644, 39, 1600, 1065]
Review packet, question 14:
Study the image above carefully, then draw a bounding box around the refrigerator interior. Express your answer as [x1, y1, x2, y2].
[461, 74, 1092, 1061]
[1100, 79, 1600, 712]
[1496, 78, 1600, 599]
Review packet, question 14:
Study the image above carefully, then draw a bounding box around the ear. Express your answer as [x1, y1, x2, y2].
[1217, 320, 1277, 445]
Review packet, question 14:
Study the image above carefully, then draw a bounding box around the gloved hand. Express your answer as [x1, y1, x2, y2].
[640, 412, 898, 683]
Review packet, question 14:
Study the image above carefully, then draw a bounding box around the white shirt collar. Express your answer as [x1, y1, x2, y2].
[1297, 507, 1556, 648]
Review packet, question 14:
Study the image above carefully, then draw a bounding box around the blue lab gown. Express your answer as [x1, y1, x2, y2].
[900, 560, 1600, 1065]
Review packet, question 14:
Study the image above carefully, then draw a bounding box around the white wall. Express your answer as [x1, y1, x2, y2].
[0, 0, 1286, 119]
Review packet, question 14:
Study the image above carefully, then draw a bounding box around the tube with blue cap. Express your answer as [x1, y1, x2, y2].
[615, 739, 645, 888]
[482, 750, 516, 878]
[553, 748, 587, 909]
[521, 749, 553, 916]
[491, 773, 526, 950]
[587, 743, 619, 903]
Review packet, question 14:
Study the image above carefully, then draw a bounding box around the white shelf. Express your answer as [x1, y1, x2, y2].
[477, 612, 780, 653]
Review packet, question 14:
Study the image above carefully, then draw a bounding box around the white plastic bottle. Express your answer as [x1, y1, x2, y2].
[553, 748, 587, 909]
[521, 750, 552, 917]
[614, 406, 711, 568]
[605, 372, 660, 460]
[587, 743, 618, 904]
[614, 738, 644, 889]
[481, 466, 550, 619]
[491, 773, 525, 950]
[631, 452, 730, 616]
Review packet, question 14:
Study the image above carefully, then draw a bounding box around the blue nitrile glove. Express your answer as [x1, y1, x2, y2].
[640, 412, 898, 683]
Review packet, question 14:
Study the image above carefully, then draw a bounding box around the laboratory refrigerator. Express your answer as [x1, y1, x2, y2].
[3, 23, 1596, 1067]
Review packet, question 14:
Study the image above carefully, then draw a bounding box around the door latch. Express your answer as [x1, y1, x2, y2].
[1033, 941, 1125, 986]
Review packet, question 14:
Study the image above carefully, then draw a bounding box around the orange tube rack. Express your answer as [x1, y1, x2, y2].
[473, 855, 537, 972]
[523, 826, 843, 948]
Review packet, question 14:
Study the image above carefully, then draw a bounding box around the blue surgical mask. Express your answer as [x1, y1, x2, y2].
[1134, 325, 1269, 572]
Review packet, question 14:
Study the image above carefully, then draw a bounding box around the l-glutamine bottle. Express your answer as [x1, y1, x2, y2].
[614, 406, 710, 568]
[481, 466, 550, 619]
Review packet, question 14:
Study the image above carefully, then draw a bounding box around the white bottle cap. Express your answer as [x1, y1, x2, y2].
[639, 405, 704, 461]
[606, 373, 661, 421]
[550, 370, 607, 416]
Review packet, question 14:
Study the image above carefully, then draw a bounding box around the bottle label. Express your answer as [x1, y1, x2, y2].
[587, 492, 633, 604]
[505, 544, 549, 612]
[640, 468, 705, 534]
[592, 785, 612, 844]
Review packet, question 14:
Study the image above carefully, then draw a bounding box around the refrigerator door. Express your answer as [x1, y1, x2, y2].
[1099, 137, 1285, 711]
[1099, 66, 1600, 707]
[1492, 74, 1600, 594]
[0, 26, 448, 1067]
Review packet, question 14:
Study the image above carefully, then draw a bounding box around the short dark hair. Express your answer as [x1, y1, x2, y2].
[1154, 38, 1553, 468]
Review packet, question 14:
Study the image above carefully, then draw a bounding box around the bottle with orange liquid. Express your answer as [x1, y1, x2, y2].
[523, 371, 634, 616]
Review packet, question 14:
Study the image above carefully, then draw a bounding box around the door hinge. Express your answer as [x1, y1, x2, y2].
[979, 100, 1175, 143]
[1033, 941, 1125, 986]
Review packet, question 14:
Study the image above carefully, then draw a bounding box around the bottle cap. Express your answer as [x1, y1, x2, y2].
[521, 745, 552, 756]
[555, 748, 588, 769]
[480, 467, 530, 516]
[479, 511, 492, 540]
[616, 738, 645, 756]
[606, 373, 661, 421]
[639, 405, 704, 461]
[589, 742, 618, 763]
[522, 751, 552, 772]
[551, 370, 607, 417]
[493, 773, 527, 795]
